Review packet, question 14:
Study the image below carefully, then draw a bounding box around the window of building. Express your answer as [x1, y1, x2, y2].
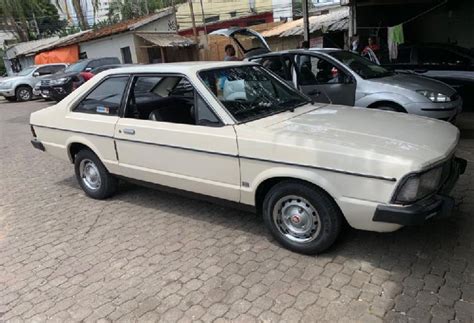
[125, 75, 221, 126]
[74, 76, 129, 115]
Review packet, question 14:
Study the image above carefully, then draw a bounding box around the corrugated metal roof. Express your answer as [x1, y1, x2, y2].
[4, 37, 59, 59]
[262, 6, 349, 38]
[136, 33, 195, 47]
[22, 31, 91, 56]
[34, 7, 174, 53]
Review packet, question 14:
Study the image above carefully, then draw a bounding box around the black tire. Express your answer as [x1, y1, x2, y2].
[5, 96, 17, 102]
[262, 180, 343, 255]
[74, 149, 118, 199]
[15, 86, 32, 102]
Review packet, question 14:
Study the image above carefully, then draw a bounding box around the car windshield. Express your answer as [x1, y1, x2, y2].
[329, 51, 394, 79]
[64, 61, 88, 73]
[199, 65, 310, 123]
[16, 66, 36, 76]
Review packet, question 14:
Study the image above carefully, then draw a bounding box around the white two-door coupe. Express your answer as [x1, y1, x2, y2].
[30, 62, 466, 254]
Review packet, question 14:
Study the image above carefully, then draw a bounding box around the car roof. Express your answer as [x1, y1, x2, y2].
[249, 48, 342, 59]
[102, 61, 259, 76]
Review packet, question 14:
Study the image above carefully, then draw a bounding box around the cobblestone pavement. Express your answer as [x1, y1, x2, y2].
[1, 99, 473, 323]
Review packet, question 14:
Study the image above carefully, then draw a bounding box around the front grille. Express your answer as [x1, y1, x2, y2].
[41, 80, 51, 86]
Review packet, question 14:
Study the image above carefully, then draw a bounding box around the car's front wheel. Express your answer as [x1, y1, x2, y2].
[15, 86, 32, 101]
[262, 181, 342, 254]
[74, 149, 118, 199]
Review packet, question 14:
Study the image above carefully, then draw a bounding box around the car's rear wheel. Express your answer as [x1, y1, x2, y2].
[15, 86, 32, 102]
[262, 181, 342, 254]
[74, 149, 118, 199]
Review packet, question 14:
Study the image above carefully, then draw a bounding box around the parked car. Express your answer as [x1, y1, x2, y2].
[0, 64, 67, 102]
[39, 57, 120, 102]
[250, 49, 463, 121]
[30, 62, 466, 254]
[212, 28, 463, 121]
[383, 43, 474, 110]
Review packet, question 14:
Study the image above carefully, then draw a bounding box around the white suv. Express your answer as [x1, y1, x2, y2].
[0, 64, 67, 102]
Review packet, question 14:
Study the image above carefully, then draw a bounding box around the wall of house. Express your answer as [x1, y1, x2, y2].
[79, 33, 137, 63]
[136, 13, 177, 32]
[175, 0, 273, 30]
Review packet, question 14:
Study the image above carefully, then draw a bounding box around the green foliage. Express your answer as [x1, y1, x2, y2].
[107, 0, 185, 21]
[0, 0, 67, 41]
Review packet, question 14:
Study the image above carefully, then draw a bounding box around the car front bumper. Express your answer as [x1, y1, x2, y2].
[372, 157, 467, 225]
[0, 88, 15, 97]
[405, 98, 463, 121]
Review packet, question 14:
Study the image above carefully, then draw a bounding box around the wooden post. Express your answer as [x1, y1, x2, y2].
[160, 47, 166, 63]
[302, 0, 310, 43]
[188, 0, 198, 43]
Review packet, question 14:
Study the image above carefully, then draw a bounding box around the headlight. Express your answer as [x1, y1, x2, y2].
[394, 166, 443, 204]
[50, 77, 70, 85]
[417, 90, 451, 102]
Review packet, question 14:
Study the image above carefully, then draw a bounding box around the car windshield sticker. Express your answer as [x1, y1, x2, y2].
[96, 106, 110, 114]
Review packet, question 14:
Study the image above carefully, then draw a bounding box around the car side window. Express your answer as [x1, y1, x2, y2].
[296, 55, 347, 85]
[261, 56, 291, 81]
[50, 65, 66, 74]
[36, 66, 52, 76]
[125, 75, 222, 127]
[74, 76, 129, 116]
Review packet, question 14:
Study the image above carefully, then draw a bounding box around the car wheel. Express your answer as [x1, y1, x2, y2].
[372, 103, 406, 113]
[262, 181, 342, 255]
[5, 96, 17, 102]
[74, 149, 118, 199]
[15, 86, 32, 102]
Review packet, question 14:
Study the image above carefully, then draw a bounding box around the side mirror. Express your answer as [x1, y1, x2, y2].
[33, 72, 40, 77]
[343, 75, 354, 84]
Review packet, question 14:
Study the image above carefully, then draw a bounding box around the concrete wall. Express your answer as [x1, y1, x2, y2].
[79, 32, 137, 63]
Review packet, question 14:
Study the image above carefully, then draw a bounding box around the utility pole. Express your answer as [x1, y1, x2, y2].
[188, 0, 198, 43]
[302, 0, 310, 43]
[199, 0, 208, 48]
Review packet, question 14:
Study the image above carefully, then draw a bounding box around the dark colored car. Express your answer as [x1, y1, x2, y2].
[39, 57, 120, 102]
[383, 43, 474, 109]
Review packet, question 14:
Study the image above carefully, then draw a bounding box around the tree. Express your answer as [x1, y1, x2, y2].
[107, 0, 185, 21]
[0, 0, 67, 41]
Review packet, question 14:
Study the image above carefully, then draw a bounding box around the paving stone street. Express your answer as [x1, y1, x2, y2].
[0, 99, 473, 322]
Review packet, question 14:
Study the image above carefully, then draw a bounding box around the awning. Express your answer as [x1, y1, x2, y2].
[136, 33, 195, 47]
[262, 6, 349, 38]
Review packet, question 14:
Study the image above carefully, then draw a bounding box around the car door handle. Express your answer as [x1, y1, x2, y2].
[122, 128, 135, 135]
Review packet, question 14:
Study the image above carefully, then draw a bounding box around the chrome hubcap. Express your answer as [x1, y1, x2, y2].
[19, 89, 30, 100]
[273, 195, 321, 243]
[79, 159, 101, 190]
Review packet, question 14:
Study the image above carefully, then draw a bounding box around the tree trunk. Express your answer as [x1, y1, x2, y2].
[71, 0, 89, 30]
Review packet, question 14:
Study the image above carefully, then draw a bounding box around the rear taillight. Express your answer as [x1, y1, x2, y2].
[30, 125, 37, 138]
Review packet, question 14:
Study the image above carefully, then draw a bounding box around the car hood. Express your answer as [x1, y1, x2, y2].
[45, 71, 79, 80]
[237, 104, 459, 179]
[0, 75, 26, 83]
[371, 73, 456, 95]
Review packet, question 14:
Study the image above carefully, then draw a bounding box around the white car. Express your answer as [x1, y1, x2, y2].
[30, 62, 466, 254]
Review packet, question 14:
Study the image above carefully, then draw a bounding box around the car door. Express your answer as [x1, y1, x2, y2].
[295, 53, 356, 106]
[113, 74, 241, 202]
[253, 55, 296, 87]
[66, 75, 130, 168]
